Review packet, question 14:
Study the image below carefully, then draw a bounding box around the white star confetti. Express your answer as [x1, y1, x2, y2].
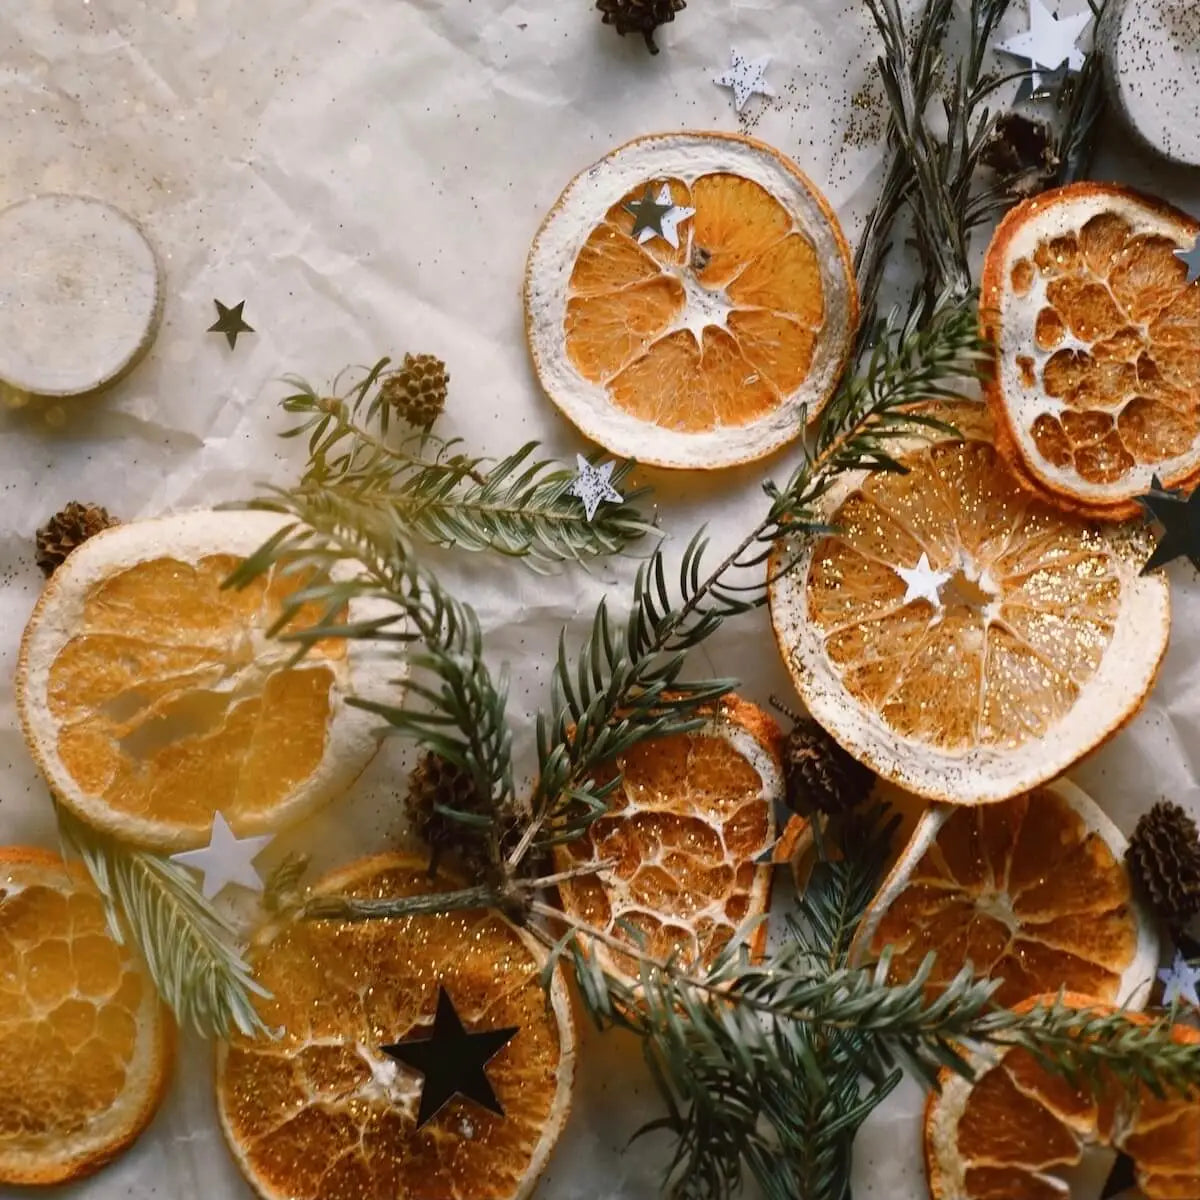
[894, 552, 952, 607]
[997, 0, 1091, 89]
[170, 811, 274, 900]
[568, 455, 623, 521]
[714, 50, 773, 114]
[1175, 234, 1200, 284]
[633, 184, 695, 251]
[1159, 951, 1200, 1008]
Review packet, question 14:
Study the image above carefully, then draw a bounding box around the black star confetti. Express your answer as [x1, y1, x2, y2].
[1101, 1151, 1137, 1199]
[1137, 475, 1200, 573]
[623, 184, 675, 243]
[1014, 58, 1073, 104]
[381, 987, 518, 1128]
[208, 299, 254, 350]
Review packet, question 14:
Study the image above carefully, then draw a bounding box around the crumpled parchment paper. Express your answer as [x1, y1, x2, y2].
[1, 1, 1198, 1196]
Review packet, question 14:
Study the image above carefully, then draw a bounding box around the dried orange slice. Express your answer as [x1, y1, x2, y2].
[16, 511, 395, 851]
[216, 853, 575, 1200]
[0, 847, 171, 1185]
[982, 182, 1200, 517]
[525, 131, 858, 469]
[768, 403, 1170, 805]
[852, 779, 1158, 1009]
[925, 994, 1200, 1200]
[553, 695, 784, 984]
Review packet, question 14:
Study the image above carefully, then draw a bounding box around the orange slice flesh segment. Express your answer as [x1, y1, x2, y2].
[0, 848, 170, 1186]
[216, 855, 575, 1200]
[982, 183, 1200, 515]
[553, 697, 783, 987]
[925, 999, 1200, 1200]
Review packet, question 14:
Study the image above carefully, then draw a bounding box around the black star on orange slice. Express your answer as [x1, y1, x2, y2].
[1137, 474, 1200, 573]
[381, 986, 518, 1128]
[623, 184, 674, 242]
[208, 299, 254, 350]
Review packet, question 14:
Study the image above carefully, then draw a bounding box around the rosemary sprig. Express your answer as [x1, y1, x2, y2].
[57, 809, 270, 1039]
[247, 358, 656, 571]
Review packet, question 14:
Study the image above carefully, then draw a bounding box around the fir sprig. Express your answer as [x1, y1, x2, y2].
[57, 809, 271, 1039]
[247, 358, 656, 571]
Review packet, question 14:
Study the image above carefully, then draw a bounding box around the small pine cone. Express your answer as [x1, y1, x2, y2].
[35, 502, 120, 577]
[596, 0, 686, 54]
[980, 113, 1059, 198]
[379, 353, 449, 429]
[1126, 801, 1200, 925]
[406, 752, 490, 874]
[782, 717, 874, 818]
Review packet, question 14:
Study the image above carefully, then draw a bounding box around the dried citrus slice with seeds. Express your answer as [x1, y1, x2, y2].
[525, 131, 857, 469]
[983, 182, 1200, 517]
[216, 853, 575, 1200]
[0, 847, 171, 1185]
[16, 511, 395, 850]
[768, 403, 1170, 805]
[925, 994, 1200, 1200]
[552, 695, 784, 985]
[852, 780, 1158, 1009]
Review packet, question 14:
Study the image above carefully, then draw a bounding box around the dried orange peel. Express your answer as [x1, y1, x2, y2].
[983, 182, 1200, 517]
[216, 853, 575, 1200]
[768, 403, 1169, 806]
[0, 847, 172, 1185]
[553, 695, 786, 985]
[16, 511, 396, 851]
[925, 994, 1200, 1200]
[852, 779, 1158, 1010]
[525, 131, 858, 469]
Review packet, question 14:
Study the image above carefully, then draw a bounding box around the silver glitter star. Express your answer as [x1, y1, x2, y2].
[894, 552, 952, 607]
[1175, 234, 1200, 284]
[1159, 951, 1200, 1008]
[997, 0, 1091, 90]
[568, 455, 624, 521]
[714, 49, 773, 114]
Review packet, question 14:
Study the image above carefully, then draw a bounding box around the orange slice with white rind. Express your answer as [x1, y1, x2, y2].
[852, 779, 1158, 1010]
[925, 995, 1200, 1200]
[216, 853, 575, 1200]
[983, 182, 1200, 517]
[525, 131, 858, 469]
[0, 847, 172, 1185]
[767, 403, 1170, 806]
[553, 695, 784, 986]
[16, 511, 396, 851]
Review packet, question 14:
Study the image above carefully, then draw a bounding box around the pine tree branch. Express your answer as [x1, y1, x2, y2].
[57, 808, 271, 1039]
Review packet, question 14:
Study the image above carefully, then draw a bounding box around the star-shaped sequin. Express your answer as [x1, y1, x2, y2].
[1175, 234, 1200, 284]
[1159, 951, 1200, 1008]
[625, 184, 695, 250]
[714, 50, 773, 114]
[997, 0, 1091, 88]
[1137, 475, 1200, 573]
[208, 299, 254, 350]
[169, 812, 273, 900]
[382, 987, 519, 1128]
[568, 455, 624, 521]
[1014, 57, 1073, 104]
[894, 552, 952, 606]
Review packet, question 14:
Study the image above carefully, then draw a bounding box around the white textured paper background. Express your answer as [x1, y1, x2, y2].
[0, 1, 1197, 1197]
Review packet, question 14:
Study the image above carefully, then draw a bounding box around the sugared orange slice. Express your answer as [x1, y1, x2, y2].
[0, 847, 171, 1185]
[768, 403, 1170, 805]
[525, 132, 857, 469]
[925, 995, 1200, 1200]
[983, 182, 1200, 517]
[852, 780, 1158, 1009]
[16, 511, 395, 851]
[216, 854, 575, 1200]
[553, 695, 785, 985]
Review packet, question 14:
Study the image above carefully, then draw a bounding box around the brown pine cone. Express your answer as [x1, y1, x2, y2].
[781, 715, 874, 818]
[379, 353, 449, 429]
[35, 502, 120, 577]
[596, 0, 686, 54]
[1126, 801, 1200, 925]
[405, 752, 490, 875]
